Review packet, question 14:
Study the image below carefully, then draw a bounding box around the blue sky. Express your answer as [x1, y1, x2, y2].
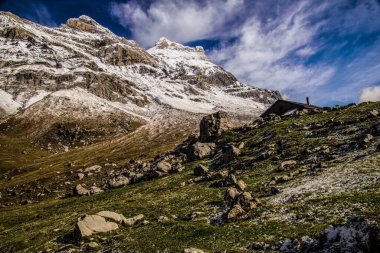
[1, 0, 380, 106]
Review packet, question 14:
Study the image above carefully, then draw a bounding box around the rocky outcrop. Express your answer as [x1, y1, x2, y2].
[199, 111, 229, 142]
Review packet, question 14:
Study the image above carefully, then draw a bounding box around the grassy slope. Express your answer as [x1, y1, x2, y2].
[0, 102, 379, 252]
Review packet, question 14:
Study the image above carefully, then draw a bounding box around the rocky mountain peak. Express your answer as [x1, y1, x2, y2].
[153, 37, 205, 54]
[66, 15, 110, 34]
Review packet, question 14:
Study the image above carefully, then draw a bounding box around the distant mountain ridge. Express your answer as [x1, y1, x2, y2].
[0, 12, 281, 149]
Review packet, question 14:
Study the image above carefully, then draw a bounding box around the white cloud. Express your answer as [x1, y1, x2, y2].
[111, 0, 244, 47]
[209, 1, 335, 93]
[360, 86, 380, 102]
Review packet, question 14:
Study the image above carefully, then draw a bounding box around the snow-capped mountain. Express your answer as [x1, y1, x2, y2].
[0, 12, 280, 147]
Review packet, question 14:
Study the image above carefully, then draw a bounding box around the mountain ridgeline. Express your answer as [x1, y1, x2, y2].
[0, 12, 280, 151]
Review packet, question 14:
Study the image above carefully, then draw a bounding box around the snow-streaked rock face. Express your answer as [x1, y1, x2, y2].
[0, 11, 281, 146]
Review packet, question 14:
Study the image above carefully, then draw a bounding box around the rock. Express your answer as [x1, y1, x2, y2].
[199, 111, 228, 142]
[124, 214, 145, 226]
[84, 165, 102, 173]
[90, 186, 104, 194]
[189, 142, 216, 160]
[108, 176, 129, 188]
[363, 134, 373, 143]
[184, 248, 205, 253]
[193, 165, 209, 176]
[238, 142, 245, 149]
[75, 184, 90, 196]
[225, 187, 240, 201]
[21, 199, 32, 205]
[157, 216, 169, 222]
[276, 175, 290, 184]
[225, 174, 238, 186]
[77, 173, 85, 180]
[236, 180, 247, 191]
[224, 144, 241, 162]
[87, 242, 99, 249]
[279, 160, 297, 171]
[300, 216, 380, 253]
[156, 161, 172, 173]
[369, 109, 378, 117]
[280, 239, 300, 253]
[74, 214, 119, 240]
[96, 211, 127, 224]
[226, 204, 245, 219]
[268, 187, 281, 196]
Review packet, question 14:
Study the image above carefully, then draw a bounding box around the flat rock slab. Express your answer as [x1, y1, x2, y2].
[74, 214, 118, 239]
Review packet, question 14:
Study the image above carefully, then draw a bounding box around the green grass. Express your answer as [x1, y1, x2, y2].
[0, 101, 379, 252]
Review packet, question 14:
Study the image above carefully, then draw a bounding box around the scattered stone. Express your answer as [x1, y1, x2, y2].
[189, 142, 216, 160]
[157, 216, 169, 222]
[193, 165, 209, 176]
[363, 134, 373, 143]
[224, 144, 241, 162]
[77, 173, 85, 180]
[87, 242, 99, 250]
[280, 238, 300, 253]
[224, 187, 240, 201]
[156, 161, 172, 173]
[74, 214, 119, 239]
[21, 199, 32, 205]
[369, 109, 378, 117]
[276, 175, 290, 184]
[225, 174, 238, 186]
[238, 142, 245, 149]
[267, 187, 281, 196]
[125, 214, 145, 226]
[108, 176, 129, 188]
[279, 160, 297, 171]
[84, 165, 102, 173]
[226, 204, 245, 219]
[236, 180, 247, 191]
[75, 184, 90, 196]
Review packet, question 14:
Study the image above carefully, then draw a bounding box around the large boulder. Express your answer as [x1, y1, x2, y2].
[74, 214, 119, 240]
[188, 142, 216, 160]
[199, 111, 228, 142]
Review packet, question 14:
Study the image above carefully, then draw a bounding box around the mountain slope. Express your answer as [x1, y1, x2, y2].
[0, 12, 280, 152]
[0, 101, 378, 252]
